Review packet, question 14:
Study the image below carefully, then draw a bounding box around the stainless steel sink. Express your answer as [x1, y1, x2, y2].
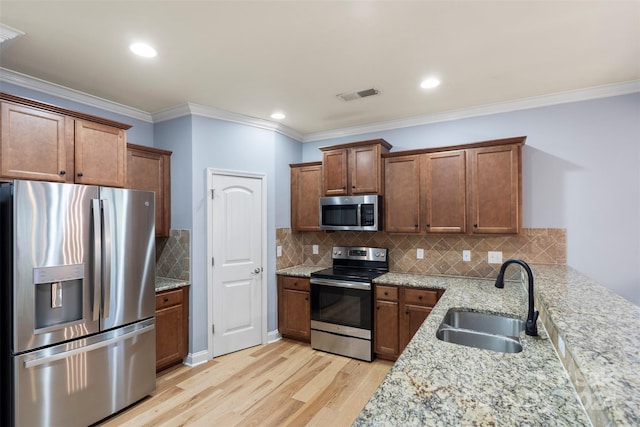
[436, 308, 524, 353]
[436, 328, 523, 353]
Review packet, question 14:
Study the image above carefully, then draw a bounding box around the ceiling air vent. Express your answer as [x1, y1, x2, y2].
[337, 88, 380, 102]
[0, 23, 25, 50]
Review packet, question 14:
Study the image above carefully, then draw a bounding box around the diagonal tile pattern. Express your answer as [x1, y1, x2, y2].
[156, 229, 191, 281]
[276, 228, 566, 280]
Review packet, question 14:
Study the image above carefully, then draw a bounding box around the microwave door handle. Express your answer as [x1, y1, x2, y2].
[101, 199, 112, 318]
[91, 199, 101, 321]
[357, 204, 362, 226]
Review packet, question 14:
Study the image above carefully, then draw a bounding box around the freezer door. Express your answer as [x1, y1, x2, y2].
[11, 180, 100, 354]
[99, 187, 155, 330]
[13, 319, 155, 427]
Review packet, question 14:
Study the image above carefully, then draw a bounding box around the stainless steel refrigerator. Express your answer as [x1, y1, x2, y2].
[0, 179, 156, 427]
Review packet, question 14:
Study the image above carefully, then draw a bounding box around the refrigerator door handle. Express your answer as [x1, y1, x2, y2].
[23, 324, 155, 369]
[101, 199, 112, 317]
[91, 199, 102, 321]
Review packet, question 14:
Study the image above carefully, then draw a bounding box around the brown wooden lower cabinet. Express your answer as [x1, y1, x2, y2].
[374, 284, 443, 361]
[374, 285, 400, 358]
[277, 275, 311, 342]
[155, 286, 190, 372]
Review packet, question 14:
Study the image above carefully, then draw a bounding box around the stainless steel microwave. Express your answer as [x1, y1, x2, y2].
[319, 195, 382, 231]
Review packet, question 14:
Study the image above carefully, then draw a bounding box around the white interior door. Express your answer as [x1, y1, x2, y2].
[208, 170, 266, 357]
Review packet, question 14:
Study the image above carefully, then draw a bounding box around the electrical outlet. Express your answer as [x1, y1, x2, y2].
[276, 245, 282, 257]
[416, 248, 424, 259]
[462, 250, 471, 262]
[488, 251, 503, 264]
[312, 245, 319, 255]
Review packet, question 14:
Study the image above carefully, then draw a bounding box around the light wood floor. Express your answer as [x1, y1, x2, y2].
[97, 339, 393, 427]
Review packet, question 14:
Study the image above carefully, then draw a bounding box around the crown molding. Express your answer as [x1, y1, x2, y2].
[152, 102, 304, 142]
[302, 80, 640, 142]
[2, 67, 636, 144]
[0, 67, 153, 123]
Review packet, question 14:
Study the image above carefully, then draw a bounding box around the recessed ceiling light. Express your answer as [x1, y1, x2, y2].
[271, 112, 286, 120]
[420, 77, 441, 89]
[130, 42, 157, 58]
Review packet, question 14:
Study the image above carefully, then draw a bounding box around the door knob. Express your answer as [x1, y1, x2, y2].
[251, 267, 262, 275]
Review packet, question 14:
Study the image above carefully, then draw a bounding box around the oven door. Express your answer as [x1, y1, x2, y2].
[310, 278, 374, 361]
[310, 279, 372, 332]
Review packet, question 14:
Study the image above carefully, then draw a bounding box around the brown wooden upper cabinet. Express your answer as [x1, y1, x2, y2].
[384, 136, 524, 235]
[384, 154, 422, 233]
[0, 93, 130, 187]
[0, 101, 69, 182]
[290, 162, 322, 232]
[126, 143, 172, 237]
[467, 143, 521, 234]
[320, 139, 391, 196]
[74, 120, 126, 187]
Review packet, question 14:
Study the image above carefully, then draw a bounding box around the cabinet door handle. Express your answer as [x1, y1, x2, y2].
[474, 224, 478, 228]
[305, 297, 308, 301]
[414, 224, 418, 228]
[163, 297, 169, 302]
[426, 224, 430, 227]
[77, 172, 84, 177]
[418, 295, 423, 300]
[384, 291, 388, 296]
[59, 170, 66, 175]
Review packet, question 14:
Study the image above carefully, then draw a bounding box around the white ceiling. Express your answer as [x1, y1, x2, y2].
[1, 1, 639, 138]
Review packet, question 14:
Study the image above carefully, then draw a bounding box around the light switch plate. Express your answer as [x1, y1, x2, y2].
[276, 246, 282, 257]
[417, 248, 424, 259]
[312, 245, 319, 255]
[488, 251, 503, 264]
[462, 250, 471, 262]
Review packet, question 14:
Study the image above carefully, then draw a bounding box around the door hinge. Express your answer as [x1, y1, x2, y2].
[212, 257, 214, 266]
[211, 189, 215, 199]
[212, 324, 215, 334]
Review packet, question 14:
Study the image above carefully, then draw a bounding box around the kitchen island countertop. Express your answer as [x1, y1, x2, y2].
[353, 266, 639, 426]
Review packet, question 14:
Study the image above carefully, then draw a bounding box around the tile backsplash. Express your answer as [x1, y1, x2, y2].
[156, 229, 191, 281]
[276, 228, 566, 278]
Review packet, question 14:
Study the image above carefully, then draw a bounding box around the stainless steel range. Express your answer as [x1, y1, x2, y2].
[310, 246, 388, 361]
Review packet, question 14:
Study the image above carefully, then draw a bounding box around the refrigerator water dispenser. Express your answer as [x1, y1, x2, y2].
[33, 264, 85, 331]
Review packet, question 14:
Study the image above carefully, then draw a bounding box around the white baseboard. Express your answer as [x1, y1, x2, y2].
[267, 329, 281, 343]
[183, 350, 210, 367]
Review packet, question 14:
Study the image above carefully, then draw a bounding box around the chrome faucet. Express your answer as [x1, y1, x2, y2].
[494, 259, 539, 336]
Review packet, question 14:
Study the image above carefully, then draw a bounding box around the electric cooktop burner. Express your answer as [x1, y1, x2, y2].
[310, 246, 389, 283]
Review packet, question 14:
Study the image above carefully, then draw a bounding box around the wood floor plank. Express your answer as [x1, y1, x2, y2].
[96, 339, 391, 427]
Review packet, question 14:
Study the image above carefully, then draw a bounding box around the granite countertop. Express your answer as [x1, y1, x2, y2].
[352, 266, 640, 426]
[276, 265, 328, 277]
[155, 276, 190, 292]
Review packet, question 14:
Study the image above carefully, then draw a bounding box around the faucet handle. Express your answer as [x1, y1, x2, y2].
[526, 310, 539, 336]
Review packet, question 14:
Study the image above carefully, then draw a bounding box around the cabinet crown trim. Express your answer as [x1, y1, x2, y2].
[290, 161, 322, 168]
[382, 136, 526, 158]
[127, 142, 173, 156]
[319, 138, 392, 152]
[1, 92, 132, 130]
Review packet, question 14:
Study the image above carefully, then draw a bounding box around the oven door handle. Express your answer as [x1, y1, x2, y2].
[310, 278, 371, 291]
